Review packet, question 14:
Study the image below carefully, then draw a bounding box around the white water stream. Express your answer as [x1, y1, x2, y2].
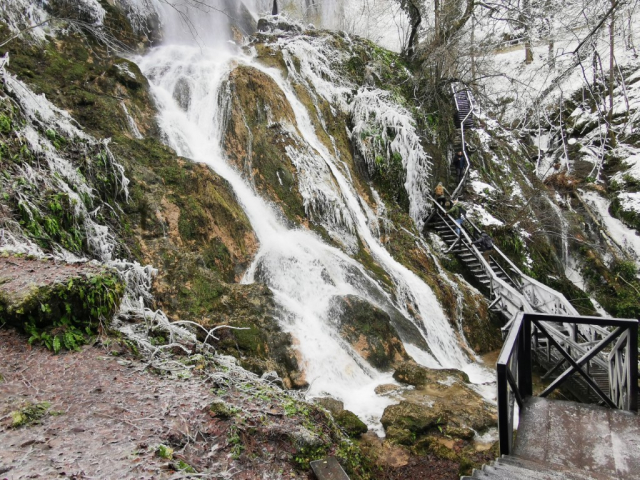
[135, 3, 492, 432]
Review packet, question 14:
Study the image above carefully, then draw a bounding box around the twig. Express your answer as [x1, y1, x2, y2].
[0, 20, 51, 49]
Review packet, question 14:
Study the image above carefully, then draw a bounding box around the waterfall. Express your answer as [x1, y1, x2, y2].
[133, 2, 491, 431]
[546, 197, 569, 268]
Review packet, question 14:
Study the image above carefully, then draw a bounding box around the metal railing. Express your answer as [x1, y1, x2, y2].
[428, 197, 533, 325]
[497, 312, 638, 455]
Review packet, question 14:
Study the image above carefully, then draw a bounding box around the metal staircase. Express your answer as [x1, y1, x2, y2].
[428, 198, 619, 405]
[435, 86, 619, 406]
[446, 84, 638, 480]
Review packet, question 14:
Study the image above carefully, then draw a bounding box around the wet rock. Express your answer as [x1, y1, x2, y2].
[200, 284, 305, 389]
[327, 295, 412, 370]
[222, 65, 307, 225]
[222, 0, 256, 37]
[257, 17, 303, 34]
[314, 397, 344, 416]
[374, 384, 403, 395]
[382, 363, 496, 448]
[172, 77, 191, 111]
[393, 361, 469, 386]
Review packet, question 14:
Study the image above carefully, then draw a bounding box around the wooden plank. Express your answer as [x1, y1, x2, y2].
[310, 457, 350, 480]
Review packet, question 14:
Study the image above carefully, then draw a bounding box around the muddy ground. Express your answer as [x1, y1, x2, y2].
[0, 326, 470, 480]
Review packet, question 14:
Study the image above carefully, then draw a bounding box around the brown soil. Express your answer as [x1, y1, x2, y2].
[0, 328, 317, 479]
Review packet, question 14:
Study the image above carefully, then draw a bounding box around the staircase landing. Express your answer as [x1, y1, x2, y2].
[463, 397, 640, 479]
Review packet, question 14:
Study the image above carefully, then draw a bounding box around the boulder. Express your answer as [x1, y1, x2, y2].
[327, 295, 412, 370]
[335, 410, 368, 438]
[393, 361, 469, 386]
[381, 363, 496, 447]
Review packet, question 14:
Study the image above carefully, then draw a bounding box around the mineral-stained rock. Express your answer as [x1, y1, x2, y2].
[374, 384, 403, 395]
[393, 361, 469, 386]
[359, 432, 411, 468]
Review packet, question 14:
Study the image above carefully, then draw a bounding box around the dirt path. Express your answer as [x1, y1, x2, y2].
[0, 327, 470, 480]
[0, 327, 223, 479]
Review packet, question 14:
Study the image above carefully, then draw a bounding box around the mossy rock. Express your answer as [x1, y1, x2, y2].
[197, 284, 305, 389]
[335, 410, 368, 438]
[209, 399, 238, 419]
[222, 65, 307, 225]
[381, 401, 446, 436]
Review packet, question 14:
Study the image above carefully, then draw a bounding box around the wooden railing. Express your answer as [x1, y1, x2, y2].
[497, 312, 638, 455]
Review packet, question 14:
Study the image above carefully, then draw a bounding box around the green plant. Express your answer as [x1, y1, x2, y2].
[156, 444, 174, 459]
[10, 401, 52, 428]
[176, 460, 196, 473]
[227, 426, 244, 459]
[0, 114, 11, 134]
[22, 271, 125, 353]
[292, 444, 329, 470]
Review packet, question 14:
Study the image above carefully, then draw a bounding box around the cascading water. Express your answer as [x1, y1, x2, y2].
[134, 1, 492, 431]
[546, 196, 569, 268]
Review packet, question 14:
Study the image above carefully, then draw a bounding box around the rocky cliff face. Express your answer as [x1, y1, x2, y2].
[2, 1, 637, 478]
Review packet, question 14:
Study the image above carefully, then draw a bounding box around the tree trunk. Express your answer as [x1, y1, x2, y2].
[471, 15, 476, 79]
[524, 0, 533, 64]
[608, 0, 616, 146]
[434, 0, 440, 43]
[272, 0, 278, 16]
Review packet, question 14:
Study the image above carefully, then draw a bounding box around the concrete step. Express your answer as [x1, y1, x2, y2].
[463, 454, 607, 479]
[498, 456, 603, 480]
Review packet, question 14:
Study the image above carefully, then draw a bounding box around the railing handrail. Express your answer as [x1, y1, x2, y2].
[497, 312, 639, 455]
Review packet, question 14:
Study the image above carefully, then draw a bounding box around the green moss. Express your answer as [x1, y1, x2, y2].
[335, 410, 368, 438]
[611, 196, 640, 231]
[155, 444, 174, 459]
[0, 114, 11, 133]
[209, 399, 239, 419]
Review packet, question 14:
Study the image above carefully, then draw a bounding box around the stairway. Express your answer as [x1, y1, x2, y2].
[451, 87, 475, 199]
[464, 396, 640, 479]
[532, 337, 611, 405]
[454, 90, 475, 129]
[432, 211, 519, 293]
